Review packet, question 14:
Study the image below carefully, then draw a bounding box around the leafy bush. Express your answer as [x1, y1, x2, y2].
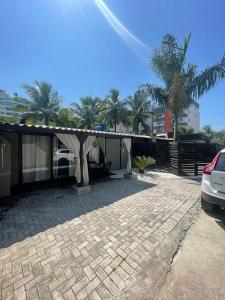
[133, 156, 155, 173]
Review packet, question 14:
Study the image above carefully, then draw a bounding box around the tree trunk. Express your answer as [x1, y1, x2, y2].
[114, 122, 117, 132]
[173, 112, 179, 140]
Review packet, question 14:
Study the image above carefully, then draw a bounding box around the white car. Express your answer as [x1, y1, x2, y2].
[201, 148, 225, 211]
[55, 149, 75, 162]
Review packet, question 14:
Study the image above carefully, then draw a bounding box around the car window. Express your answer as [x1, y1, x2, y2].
[215, 153, 225, 172]
[60, 149, 69, 154]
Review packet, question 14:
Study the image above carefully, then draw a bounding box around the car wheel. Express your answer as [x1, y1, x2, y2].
[201, 198, 220, 212]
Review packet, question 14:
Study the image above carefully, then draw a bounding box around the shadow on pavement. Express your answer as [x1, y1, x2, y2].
[204, 208, 225, 230]
[0, 178, 156, 248]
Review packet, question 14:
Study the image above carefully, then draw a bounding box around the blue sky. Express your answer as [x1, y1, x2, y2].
[0, 0, 225, 130]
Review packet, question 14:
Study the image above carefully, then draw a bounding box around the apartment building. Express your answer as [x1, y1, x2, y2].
[0, 90, 22, 119]
[152, 102, 200, 134]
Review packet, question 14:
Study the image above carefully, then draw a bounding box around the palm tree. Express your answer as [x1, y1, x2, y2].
[127, 90, 153, 135]
[142, 34, 225, 139]
[56, 108, 79, 128]
[71, 97, 101, 129]
[102, 89, 129, 132]
[22, 81, 61, 125]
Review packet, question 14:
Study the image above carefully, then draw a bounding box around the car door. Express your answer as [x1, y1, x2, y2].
[211, 152, 225, 194]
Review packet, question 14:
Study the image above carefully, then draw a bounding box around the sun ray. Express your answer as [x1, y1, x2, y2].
[94, 0, 150, 61]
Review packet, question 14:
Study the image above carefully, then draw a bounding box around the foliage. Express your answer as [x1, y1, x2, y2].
[22, 81, 62, 125]
[127, 90, 153, 135]
[201, 125, 215, 140]
[142, 33, 225, 140]
[55, 108, 79, 128]
[71, 97, 101, 129]
[0, 115, 18, 123]
[179, 126, 194, 134]
[133, 156, 155, 172]
[202, 125, 225, 145]
[101, 89, 129, 132]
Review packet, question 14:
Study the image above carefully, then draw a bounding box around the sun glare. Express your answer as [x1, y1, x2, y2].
[94, 0, 150, 61]
[57, 0, 150, 61]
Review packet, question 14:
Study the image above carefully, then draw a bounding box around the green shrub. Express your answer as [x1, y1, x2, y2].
[133, 156, 155, 173]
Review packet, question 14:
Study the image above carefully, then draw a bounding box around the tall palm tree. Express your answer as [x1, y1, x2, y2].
[102, 89, 129, 132]
[22, 81, 61, 125]
[71, 97, 101, 129]
[127, 90, 153, 135]
[142, 34, 225, 139]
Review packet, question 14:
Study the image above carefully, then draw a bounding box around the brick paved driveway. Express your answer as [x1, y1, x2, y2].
[0, 175, 200, 300]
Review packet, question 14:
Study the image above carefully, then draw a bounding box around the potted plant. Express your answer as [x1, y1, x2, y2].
[133, 156, 155, 174]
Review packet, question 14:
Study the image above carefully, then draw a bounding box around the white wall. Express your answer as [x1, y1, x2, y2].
[183, 104, 200, 132]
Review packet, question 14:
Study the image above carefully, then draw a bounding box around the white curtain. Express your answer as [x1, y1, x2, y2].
[53, 137, 58, 178]
[22, 135, 51, 183]
[123, 138, 132, 174]
[22, 135, 36, 183]
[83, 136, 96, 185]
[35, 136, 51, 181]
[56, 133, 81, 183]
[97, 137, 106, 162]
[89, 143, 100, 163]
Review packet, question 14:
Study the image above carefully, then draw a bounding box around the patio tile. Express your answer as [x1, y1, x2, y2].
[0, 176, 200, 299]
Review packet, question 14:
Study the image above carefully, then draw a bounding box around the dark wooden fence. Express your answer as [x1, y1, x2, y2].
[169, 141, 218, 176]
[133, 138, 220, 176]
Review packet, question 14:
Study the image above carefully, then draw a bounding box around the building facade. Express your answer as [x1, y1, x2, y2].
[152, 102, 200, 134]
[0, 90, 22, 118]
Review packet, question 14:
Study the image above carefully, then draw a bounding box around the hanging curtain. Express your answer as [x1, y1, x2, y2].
[22, 135, 36, 183]
[83, 136, 96, 185]
[97, 137, 106, 162]
[35, 136, 51, 181]
[89, 142, 100, 163]
[55, 133, 81, 183]
[53, 137, 58, 178]
[123, 138, 132, 173]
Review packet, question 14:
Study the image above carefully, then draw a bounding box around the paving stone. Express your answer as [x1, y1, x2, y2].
[72, 276, 89, 294]
[109, 271, 124, 288]
[49, 275, 67, 292]
[76, 289, 88, 300]
[26, 286, 39, 300]
[103, 277, 118, 295]
[63, 289, 76, 300]
[14, 285, 26, 300]
[0, 177, 200, 300]
[83, 265, 96, 281]
[84, 277, 100, 296]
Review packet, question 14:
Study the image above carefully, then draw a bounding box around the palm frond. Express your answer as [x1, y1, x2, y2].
[140, 84, 168, 106]
[189, 54, 225, 99]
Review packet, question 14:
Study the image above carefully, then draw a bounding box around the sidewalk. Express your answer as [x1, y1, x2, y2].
[157, 209, 225, 300]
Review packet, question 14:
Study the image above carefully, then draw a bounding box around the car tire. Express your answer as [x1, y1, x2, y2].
[201, 198, 220, 212]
